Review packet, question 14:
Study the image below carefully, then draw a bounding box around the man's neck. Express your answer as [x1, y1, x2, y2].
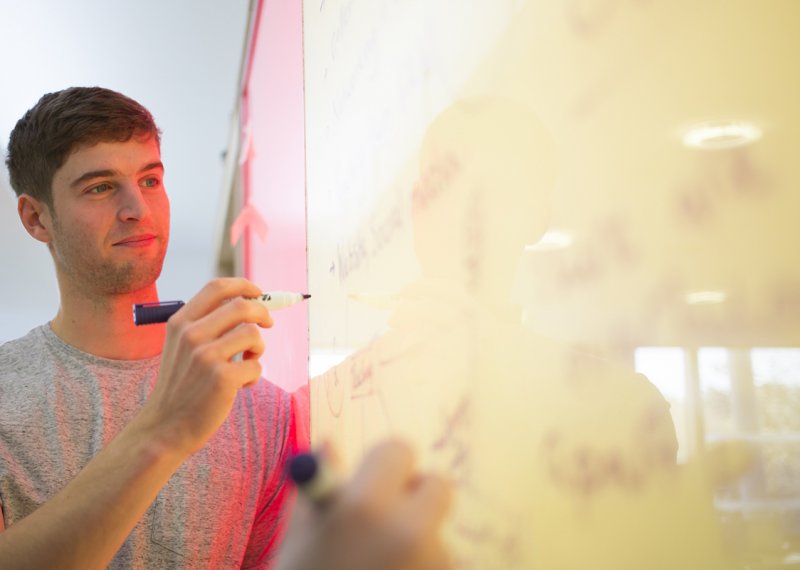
[50, 285, 166, 360]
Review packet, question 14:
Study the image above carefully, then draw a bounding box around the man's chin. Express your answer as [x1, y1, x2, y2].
[103, 263, 165, 295]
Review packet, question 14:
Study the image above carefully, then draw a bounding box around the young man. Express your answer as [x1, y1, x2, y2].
[0, 86, 452, 570]
[0, 86, 297, 568]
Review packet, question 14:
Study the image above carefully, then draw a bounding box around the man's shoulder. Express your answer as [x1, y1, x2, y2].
[0, 325, 48, 363]
[238, 378, 293, 411]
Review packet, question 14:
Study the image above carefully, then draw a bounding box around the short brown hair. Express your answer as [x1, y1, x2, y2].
[5, 86, 161, 206]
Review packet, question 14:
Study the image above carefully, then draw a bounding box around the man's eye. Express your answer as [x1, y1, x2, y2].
[88, 183, 112, 194]
[142, 177, 160, 188]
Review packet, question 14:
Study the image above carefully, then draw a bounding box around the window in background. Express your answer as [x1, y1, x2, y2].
[638, 344, 800, 546]
[634, 346, 689, 463]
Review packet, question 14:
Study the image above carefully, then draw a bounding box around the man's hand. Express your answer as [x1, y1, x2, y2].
[0, 278, 276, 569]
[136, 277, 273, 457]
[277, 440, 452, 570]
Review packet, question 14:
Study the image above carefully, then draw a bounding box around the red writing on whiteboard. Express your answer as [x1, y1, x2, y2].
[350, 352, 376, 399]
[542, 401, 676, 496]
[556, 214, 639, 290]
[676, 149, 771, 225]
[432, 396, 472, 486]
[412, 152, 461, 213]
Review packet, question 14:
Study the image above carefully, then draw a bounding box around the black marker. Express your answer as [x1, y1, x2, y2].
[133, 291, 310, 325]
[289, 452, 339, 507]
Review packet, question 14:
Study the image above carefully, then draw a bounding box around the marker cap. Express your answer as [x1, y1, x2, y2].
[133, 301, 185, 325]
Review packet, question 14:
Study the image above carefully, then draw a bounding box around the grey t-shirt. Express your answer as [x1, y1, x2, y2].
[0, 324, 296, 568]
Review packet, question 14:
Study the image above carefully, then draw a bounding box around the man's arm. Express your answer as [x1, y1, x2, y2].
[0, 411, 190, 568]
[0, 278, 272, 569]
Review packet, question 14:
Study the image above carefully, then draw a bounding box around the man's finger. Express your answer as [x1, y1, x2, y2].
[218, 358, 264, 389]
[210, 323, 266, 362]
[176, 277, 263, 322]
[196, 296, 273, 338]
[398, 473, 452, 539]
[343, 440, 416, 514]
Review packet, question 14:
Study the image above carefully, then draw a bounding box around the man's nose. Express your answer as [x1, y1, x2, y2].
[117, 183, 151, 221]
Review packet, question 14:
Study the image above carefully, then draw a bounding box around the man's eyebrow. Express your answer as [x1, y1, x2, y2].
[69, 161, 164, 189]
[139, 161, 164, 174]
[70, 169, 116, 188]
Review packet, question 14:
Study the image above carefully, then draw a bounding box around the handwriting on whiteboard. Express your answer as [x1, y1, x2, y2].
[554, 214, 639, 291]
[336, 152, 462, 283]
[542, 401, 677, 497]
[431, 396, 472, 487]
[675, 149, 771, 225]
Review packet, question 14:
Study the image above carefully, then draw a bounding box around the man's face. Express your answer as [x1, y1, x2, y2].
[46, 135, 170, 296]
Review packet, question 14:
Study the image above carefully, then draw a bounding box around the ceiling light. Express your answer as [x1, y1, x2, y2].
[525, 230, 573, 251]
[686, 290, 727, 305]
[682, 121, 761, 150]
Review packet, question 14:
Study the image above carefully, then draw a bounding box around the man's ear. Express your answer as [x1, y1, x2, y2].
[18, 194, 54, 244]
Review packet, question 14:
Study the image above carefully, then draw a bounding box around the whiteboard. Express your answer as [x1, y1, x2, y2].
[303, 1, 800, 567]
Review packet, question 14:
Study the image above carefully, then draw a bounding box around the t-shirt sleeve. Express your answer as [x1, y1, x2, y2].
[240, 384, 301, 569]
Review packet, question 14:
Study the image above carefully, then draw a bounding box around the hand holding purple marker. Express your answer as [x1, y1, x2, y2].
[133, 291, 310, 325]
[289, 451, 339, 508]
